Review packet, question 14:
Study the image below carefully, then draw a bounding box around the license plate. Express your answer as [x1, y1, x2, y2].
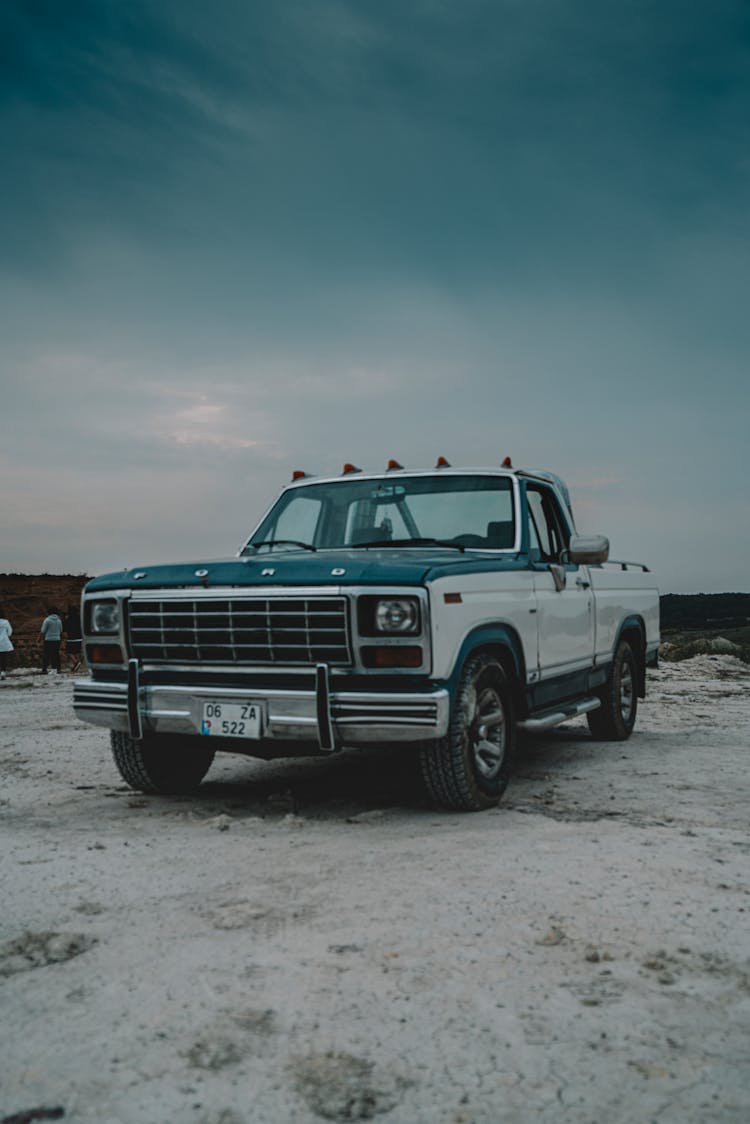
[201, 701, 264, 739]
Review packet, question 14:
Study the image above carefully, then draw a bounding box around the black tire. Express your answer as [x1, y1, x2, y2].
[587, 639, 638, 741]
[110, 731, 215, 794]
[419, 653, 516, 811]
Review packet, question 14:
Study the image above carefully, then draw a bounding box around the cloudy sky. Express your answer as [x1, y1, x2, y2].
[2, 0, 748, 592]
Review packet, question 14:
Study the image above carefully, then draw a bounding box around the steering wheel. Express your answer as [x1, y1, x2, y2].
[451, 534, 485, 547]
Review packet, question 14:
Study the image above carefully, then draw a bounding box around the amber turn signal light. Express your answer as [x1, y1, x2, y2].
[85, 644, 123, 665]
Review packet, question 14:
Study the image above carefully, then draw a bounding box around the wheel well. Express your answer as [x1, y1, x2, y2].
[619, 622, 647, 696]
[466, 643, 525, 716]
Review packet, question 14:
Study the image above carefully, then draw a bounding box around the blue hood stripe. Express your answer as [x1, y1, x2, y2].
[85, 550, 526, 593]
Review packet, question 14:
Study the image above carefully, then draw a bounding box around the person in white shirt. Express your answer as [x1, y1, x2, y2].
[40, 607, 63, 674]
[0, 608, 13, 680]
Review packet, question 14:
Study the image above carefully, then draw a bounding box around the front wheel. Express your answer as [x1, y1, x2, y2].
[110, 731, 215, 794]
[420, 654, 516, 811]
[587, 639, 638, 741]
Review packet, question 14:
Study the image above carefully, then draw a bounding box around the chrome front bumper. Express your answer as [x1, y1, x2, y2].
[73, 662, 450, 751]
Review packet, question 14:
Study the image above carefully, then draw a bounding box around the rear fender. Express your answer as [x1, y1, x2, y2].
[615, 616, 647, 696]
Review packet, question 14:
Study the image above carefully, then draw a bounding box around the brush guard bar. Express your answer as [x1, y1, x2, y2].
[74, 660, 450, 752]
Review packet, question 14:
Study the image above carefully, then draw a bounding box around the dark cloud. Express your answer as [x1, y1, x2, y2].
[1, 2, 748, 585]
[3, 0, 749, 281]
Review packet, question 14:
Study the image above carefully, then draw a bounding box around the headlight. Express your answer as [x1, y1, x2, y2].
[90, 600, 120, 634]
[374, 598, 419, 634]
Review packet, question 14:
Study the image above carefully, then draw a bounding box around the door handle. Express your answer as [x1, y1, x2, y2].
[576, 576, 591, 590]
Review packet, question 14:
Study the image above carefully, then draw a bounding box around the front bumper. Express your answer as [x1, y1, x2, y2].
[73, 662, 450, 752]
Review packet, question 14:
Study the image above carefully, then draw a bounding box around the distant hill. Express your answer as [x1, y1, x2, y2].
[660, 593, 750, 632]
[3, 574, 750, 668]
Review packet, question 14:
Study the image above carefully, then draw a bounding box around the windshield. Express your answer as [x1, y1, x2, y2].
[243, 474, 516, 552]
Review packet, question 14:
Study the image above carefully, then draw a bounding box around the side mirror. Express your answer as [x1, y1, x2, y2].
[568, 534, 609, 565]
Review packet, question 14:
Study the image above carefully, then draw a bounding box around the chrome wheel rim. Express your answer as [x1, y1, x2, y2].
[469, 685, 506, 780]
[619, 660, 634, 723]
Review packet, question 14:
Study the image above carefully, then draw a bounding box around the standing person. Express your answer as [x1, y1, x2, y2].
[0, 607, 13, 680]
[65, 603, 83, 673]
[40, 607, 63, 674]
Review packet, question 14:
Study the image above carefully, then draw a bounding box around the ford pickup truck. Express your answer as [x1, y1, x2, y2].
[74, 460, 659, 810]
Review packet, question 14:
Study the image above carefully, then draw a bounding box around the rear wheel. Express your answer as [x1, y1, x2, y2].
[110, 731, 215, 794]
[587, 639, 638, 741]
[420, 654, 516, 811]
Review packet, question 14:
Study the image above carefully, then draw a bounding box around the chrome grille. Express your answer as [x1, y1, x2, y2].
[128, 596, 351, 665]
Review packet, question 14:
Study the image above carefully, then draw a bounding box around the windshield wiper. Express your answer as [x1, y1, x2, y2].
[349, 537, 466, 552]
[243, 540, 317, 554]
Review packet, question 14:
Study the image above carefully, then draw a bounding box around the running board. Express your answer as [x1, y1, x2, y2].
[518, 697, 601, 732]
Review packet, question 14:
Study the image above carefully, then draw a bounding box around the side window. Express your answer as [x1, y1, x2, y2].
[526, 487, 568, 563]
[527, 506, 542, 561]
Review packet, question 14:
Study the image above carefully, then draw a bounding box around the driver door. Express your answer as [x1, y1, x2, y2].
[526, 484, 594, 688]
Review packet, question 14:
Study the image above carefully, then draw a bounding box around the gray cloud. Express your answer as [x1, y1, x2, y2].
[1, 1, 748, 588]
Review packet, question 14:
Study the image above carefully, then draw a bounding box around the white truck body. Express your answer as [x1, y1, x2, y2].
[74, 463, 659, 809]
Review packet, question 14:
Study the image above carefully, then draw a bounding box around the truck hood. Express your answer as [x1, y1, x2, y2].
[84, 548, 523, 593]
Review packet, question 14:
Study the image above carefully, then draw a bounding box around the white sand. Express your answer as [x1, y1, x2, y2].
[1, 656, 748, 1123]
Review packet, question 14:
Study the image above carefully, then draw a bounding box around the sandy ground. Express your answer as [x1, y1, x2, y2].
[1, 656, 749, 1124]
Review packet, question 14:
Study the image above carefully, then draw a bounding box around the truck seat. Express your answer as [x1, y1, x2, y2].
[486, 521, 515, 549]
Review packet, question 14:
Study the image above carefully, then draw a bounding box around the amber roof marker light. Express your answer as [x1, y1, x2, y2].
[342, 463, 362, 475]
[502, 456, 513, 468]
[292, 470, 308, 481]
[436, 456, 451, 468]
[386, 459, 404, 470]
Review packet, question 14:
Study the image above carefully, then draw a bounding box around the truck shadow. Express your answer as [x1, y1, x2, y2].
[516, 724, 601, 767]
[514, 724, 642, 784]
[197, 743, 426, 819]
[193, 725, 620, 819]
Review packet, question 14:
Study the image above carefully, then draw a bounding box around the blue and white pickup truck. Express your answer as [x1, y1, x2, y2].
[74, 460, 659, 810]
